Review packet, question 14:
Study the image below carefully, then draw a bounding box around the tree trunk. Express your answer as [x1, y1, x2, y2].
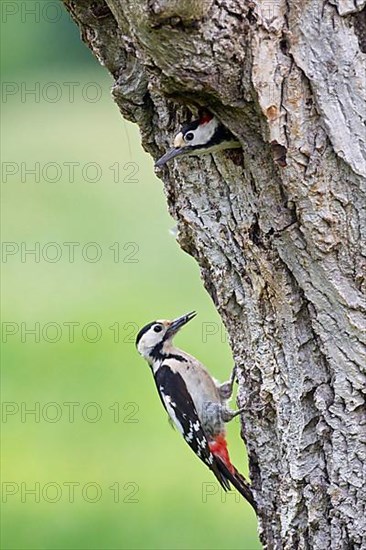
[62, 1, 366, 548]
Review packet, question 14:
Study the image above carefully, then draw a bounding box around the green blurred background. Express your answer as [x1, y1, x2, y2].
[1, 2, 259, 548]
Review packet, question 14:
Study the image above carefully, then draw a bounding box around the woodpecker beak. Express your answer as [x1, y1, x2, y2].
[165, 311, 196, 338]
[155, 147, 186, 168]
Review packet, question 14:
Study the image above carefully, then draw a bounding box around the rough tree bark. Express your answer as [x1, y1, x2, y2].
[62, 1, 365, 548]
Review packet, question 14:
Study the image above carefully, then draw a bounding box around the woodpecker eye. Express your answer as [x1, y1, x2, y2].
[154, 325, 163, 333]
[185, 132, 194, 142]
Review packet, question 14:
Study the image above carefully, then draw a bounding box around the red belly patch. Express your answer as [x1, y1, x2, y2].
[209, 435, 235, 474]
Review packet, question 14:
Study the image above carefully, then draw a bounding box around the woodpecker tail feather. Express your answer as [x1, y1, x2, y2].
[209, 435, 256, 510]
[216, 458, 256, 510]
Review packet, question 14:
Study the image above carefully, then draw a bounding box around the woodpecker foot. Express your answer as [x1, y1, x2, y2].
[221, 406, 245, 423]
[218, 365, 238, 400]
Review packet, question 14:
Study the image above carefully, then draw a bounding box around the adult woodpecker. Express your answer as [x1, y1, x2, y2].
[155, 110, 241, 167]
[135, 311, 256, 509]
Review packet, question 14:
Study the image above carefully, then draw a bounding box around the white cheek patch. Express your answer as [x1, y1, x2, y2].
[138, 332, 159, 358]
[190, 118, 218, 147]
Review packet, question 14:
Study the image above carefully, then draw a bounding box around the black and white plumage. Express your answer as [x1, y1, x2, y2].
[155, 110, 241, 167]
[155, 366, 216, 469]
[135, 311, 256, 509]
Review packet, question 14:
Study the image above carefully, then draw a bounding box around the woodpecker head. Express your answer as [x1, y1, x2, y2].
[136, 311, 196, 362]
[155, 110, 240, 167]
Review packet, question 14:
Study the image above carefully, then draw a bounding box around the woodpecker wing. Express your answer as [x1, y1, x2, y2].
[154, 365, 230, 490]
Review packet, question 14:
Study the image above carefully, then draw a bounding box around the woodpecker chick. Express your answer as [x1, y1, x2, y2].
[136, 311, 256, 509]
[155, 111, 241, 167]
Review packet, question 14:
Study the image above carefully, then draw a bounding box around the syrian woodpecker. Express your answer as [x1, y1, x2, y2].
[135, 311, 256, 509]
[155, 110, 241, 167]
